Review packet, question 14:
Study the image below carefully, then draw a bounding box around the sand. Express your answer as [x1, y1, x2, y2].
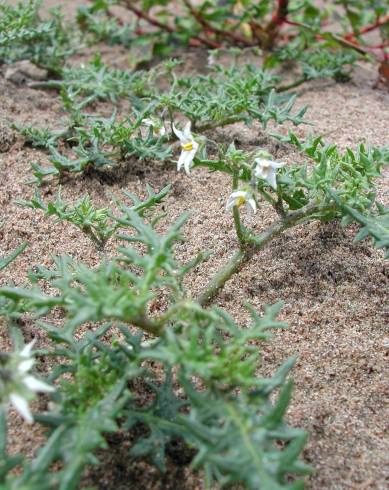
[0, 1, 388, 489]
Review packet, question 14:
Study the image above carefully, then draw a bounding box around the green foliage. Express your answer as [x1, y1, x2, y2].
[23, 61, 310, 182]
[117, 0, 389, 58]
[27, 116, 171, 183]
[270, 131, 388, 214]
[334, 0, 389, 37]
[0, 210, 309, 489]
[338, 200, 389, 258]
[16, 185, 170, 249]
[269, 41, 361, 85]
[150, 64, 308, 130]
[0, 0, 74, 74]
[77, 2, 138, 49]
[13, 124, 65, 149]
[0, 243, 27, 272]
[29, 55, 155, 104]
[16, 189, 116, 249]
[59, 54, 152, 103]
[2, 1, 388, 488]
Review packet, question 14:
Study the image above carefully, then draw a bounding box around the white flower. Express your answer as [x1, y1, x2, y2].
[23, 375, 54, 393]
[141, 117, 166, 137]
[172, 121, 199, 175]
[207, 53, 216, 66]
[9, 393, 34, 424]
[226, 190, 257, 214]
[254, 158, 285, 189]
[2, 340, 55, 424]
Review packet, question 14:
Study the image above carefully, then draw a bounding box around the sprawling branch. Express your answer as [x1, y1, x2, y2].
[122, 0, 220, 48]
[197, 202, 336, 306]
[181, 0, 254, 46]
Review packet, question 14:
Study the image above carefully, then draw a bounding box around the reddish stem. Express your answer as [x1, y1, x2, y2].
[181, 0, 255, 46]
[265, 0, 289, 46]
[344, 14, 389, 41]
[123, 1, 220, 48]
[362, 41, 389, 50]
[271, 0, 289, 26]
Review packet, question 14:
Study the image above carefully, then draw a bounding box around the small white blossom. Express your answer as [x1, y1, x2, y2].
[226, 190, 257, 214]
[254, 158, 285, 189]
[1, 340, 55, 424]
[9, 393, 33, 424]
[141, 117, 166, 137]
[172, 121, 199, 175]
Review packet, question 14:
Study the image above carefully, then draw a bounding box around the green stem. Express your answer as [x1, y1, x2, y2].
[232, 171, 246, 246]
[27, 80, 63, 90]
[195, 115, 246, 132]
[277, 77, 308, 93]
[275, 190, 286, 217]
[132, 300, 194, 337]
[258, 188, 277, 207]
[131, 313, 162, 337]
[198, 202, 335, 305]
[197, 249, 248, 306]
[0, 406, 6, 460]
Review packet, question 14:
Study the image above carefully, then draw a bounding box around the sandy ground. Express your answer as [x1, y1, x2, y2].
[1, 1, 389, 489]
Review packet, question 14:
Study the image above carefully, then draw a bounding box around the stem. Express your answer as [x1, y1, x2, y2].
[122, 1, 220, 48]
[275, 192, 286, 218]
[197, 202, 335, 306]
[232, 172, 246, 245]
[266, 0, 289, 35]
[181, 0, 254, 46]
[131, 300, 194, 337]
[0, 406, 7, 460]
[195, 115, 246, 132]
[233, 206, 246, 244]
[27, 80, 63, 90]
[277, 76, 308, 93]
[344, 14, 389, 41]
[132, 312, 162, 336]
[197, 249, 248, 306]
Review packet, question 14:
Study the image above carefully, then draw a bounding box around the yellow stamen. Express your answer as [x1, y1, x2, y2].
[182, 142, 193, 151]
[235, 196, 246, 207]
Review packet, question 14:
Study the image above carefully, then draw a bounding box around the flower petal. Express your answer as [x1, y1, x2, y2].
[267, 169, 278, 189]
[142, 118, 154, 127]
[177, 150, 189, 171]
[247, 198, 257, 214]
[9, 393, 33, 424]
[20, 340, 36, 358]
[18, 359, 35, 374]
[23, 375, 55, 393]
[183, 121, 192, 140]
[183, 151, 195, 175]
[229, 191, 247, 199]
[172, 123, 185, 142]
[254, 166, 267, 180]
[270, 161, 285, 169]
[226, 195, 236, 210]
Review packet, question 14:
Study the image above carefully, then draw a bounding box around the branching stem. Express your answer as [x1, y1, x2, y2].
[122, 0, 220, 48]
[197, 202, 335, 306]
[232, 171, 246, 246]
[181, 0, 254, 46]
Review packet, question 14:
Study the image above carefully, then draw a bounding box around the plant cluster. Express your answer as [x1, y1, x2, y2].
[0, 0, 74, 74]
[16, 184, 170, 249]
[98, 0, 389, 60]
[1, 1, 389, 489]
[0, 205, 311, 490]
[1, 131, 388, 487]
[20, 56, 358, 182]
